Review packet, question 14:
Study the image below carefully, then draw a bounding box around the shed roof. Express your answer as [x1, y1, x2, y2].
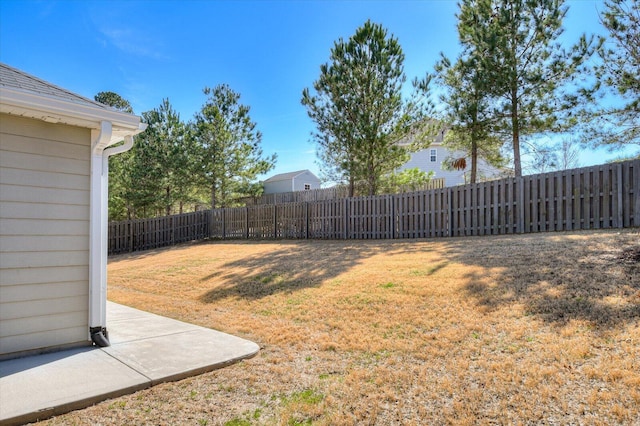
[264, 170, 317, 183]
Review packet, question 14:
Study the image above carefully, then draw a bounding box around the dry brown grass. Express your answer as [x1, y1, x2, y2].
[38, 229, 640, 425]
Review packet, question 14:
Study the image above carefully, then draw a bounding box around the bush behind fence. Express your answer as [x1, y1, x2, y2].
[109, 160, 639, 254]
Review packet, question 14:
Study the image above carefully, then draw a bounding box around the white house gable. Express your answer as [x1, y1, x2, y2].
[263, 170, 321, 194]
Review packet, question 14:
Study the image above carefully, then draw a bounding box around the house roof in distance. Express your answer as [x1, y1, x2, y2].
[263, 169, 317, 183]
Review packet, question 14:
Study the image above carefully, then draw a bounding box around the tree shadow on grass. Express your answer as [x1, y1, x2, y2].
[444, 230, 640, 328]
[198, 240, 388, 303]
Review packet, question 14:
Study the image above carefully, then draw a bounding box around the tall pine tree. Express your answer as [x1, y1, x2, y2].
[432, 0, 507, 184]
[586, 0, 640, 152]
[139, 99, 195, 216]
[302, 20, 430, 195]
[193, 85, 276, 209]
[433, 52, 504, 183]
[460, 0, 594, 177]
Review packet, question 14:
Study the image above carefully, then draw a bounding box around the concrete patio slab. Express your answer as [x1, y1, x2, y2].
[104, 328, 259, 383]
[0, 302, 260, 426]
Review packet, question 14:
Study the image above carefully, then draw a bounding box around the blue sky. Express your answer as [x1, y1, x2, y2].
[0, 0, 632, 179]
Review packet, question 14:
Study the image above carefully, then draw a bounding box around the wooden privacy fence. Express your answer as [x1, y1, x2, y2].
[243, 186, 350, 206]
[243, 178, 446, 205]
[109, 160, 639, 254]
[210, 160, 639, 239]
[108, 210, 210, 254]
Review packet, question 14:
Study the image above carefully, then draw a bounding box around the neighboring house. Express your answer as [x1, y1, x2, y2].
[0, 63, 145, 358]
[398, 128, 504, 186]
[263, 169, 321, 194]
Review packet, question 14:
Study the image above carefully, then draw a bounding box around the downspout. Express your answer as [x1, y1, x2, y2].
[89, 121, 138, 347]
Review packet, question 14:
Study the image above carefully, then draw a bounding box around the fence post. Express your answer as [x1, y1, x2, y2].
[305, 202, 309, 239]
[170, 216, 175, 246]
[447, 187, 453, 237]
[343, 197, 349, 239]
[390, 194, 396, 239]
[129, 219, 134, 252]
[517, 177, 525, 233]
[209, 210, 214, 239]
[273, 204, 278, 238]
[633, 160, 640, 227]
[245, 207, 250, 239]
[616, 162, 623, 228]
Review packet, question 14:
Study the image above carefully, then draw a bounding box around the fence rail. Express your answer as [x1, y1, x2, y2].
[109, 160, 639, 254]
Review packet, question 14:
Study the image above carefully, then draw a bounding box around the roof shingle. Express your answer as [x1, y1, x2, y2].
[263, 170, 312, 182]
[0, 62, 110, 110]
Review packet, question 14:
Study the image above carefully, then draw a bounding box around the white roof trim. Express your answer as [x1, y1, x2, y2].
[0, 86, 146, 143]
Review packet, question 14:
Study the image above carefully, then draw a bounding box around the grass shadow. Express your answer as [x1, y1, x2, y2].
[199, 240, 387, 303]
[444, 230, 640, 328]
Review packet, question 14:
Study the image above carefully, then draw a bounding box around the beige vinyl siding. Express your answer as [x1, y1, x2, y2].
[0, 281, 89, 303]
[0, 327, 88, 357]
[0, 113, 91, 356]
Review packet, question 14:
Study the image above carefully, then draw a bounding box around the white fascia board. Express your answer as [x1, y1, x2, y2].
[0, 86, 145, 145]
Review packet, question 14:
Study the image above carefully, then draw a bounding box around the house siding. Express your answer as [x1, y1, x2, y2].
[264, 179, 294, 194]
[402, 144, 503, 186]
[0, 113, 91, 356]
[264, 170, 321, 194]
[292, 171, 321, 192]
[401, 145, 467, 186]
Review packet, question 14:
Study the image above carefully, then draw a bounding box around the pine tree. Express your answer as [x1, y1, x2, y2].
[433, 55, 504, 183]
[302, 20, 430, 196]
[139, 99, 194, 216]
[95, 93, 199, 219]
[193, 85, 276, 209]
[95, 91, 133, 113]
[463, 0, 595, 177]
[587, 0, 640, 151]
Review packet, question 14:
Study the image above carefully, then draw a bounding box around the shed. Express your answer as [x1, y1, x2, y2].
[263, 169, 320, 194]
[0, 63, 146, 358]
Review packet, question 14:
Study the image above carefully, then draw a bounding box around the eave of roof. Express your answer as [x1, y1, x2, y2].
[0, 86, 145, 143]
[0, 63, 145, 143]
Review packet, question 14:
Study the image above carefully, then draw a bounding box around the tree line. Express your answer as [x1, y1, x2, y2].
[100, 86, 276, 220]
[104, 0, 639, 220]
[303, 0, 638, 194]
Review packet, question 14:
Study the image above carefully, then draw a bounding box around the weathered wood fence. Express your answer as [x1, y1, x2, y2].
[242, 178, 446, 205]
[242, 186, 350, 206]
[109, 160, 639, 254]
[108, 210, 210, 255]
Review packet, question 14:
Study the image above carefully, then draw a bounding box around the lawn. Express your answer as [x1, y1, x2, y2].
[40, 229, 639, 425]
